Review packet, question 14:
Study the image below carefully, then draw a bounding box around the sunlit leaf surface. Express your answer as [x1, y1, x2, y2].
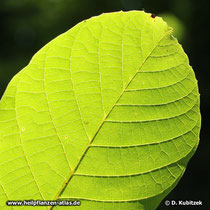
[0, 11, 201, 209]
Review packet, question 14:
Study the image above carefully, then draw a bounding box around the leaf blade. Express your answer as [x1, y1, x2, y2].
[0, 11, 200, 210]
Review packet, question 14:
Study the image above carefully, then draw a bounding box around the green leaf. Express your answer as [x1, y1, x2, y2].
[0, 11, 201, 209]
[159, 13, 185, 41]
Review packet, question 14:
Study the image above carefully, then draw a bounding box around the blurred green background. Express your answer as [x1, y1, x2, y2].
[0, 0, 209, 209]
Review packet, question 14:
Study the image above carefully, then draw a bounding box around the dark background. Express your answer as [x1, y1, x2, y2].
[0, 0, 209, 209]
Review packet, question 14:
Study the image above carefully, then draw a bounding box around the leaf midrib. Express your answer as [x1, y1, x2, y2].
[49, 28, 173, 209]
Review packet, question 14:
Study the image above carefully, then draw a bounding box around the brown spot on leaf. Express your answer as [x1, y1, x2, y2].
[151, 14, 156, 18]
